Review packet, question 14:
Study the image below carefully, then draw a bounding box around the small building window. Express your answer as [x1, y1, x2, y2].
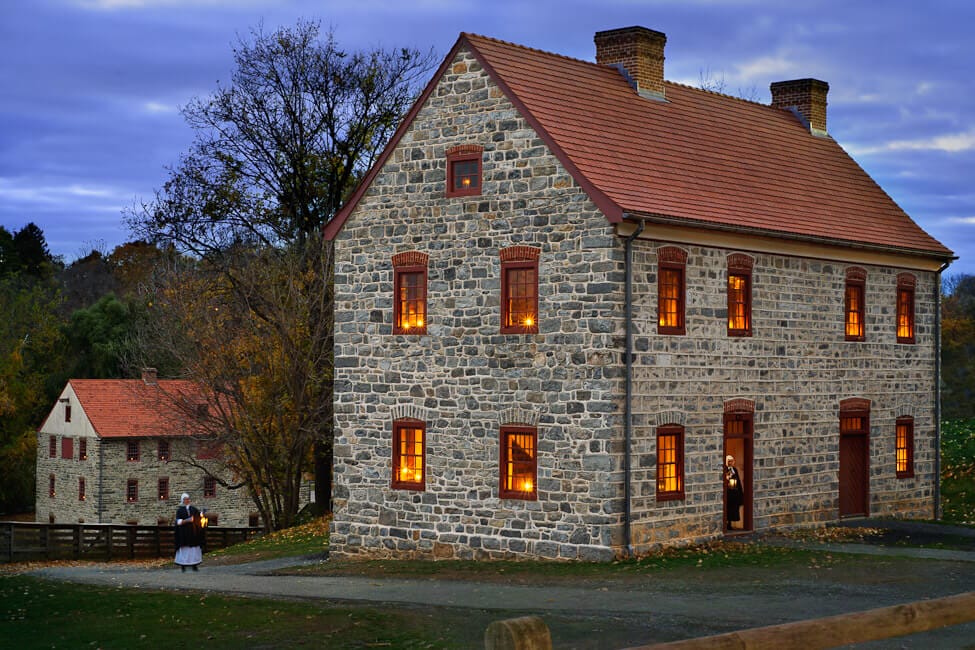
[158, 439, 171, 462]
[126, 479, 138, 503]
[500, 246, 540, 334]
[845, 267, 866, 341]
[127, 440, 140, 462]
[658, 247, 687, 335]
[656, 425, 685, 500]
[727, 254, 753, 336]
[158, 477, 170, 500]
[500, 426, 537, 500]
[49, 474, 56, 498]
[79, 477, 86, 501]
[79, 438, 87, 461]
[897, 273, 916, 344]
[61, 437, 74, 460]
[49, 436, 57, 458]
[391, 419, 425, 490]
[446, 144, 483, 197]
[207, 514, 218, 526]
[392, 252, 429, 335]
[65, 403, 72, 422]
[896, 417, 914, 478]
[203, 476, 216, 498]
[248, 513, 260, 527]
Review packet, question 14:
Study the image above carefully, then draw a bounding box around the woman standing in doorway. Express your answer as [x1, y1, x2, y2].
[725, 455, 744, 530]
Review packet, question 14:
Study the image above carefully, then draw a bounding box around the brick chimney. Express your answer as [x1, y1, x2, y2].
[770, 78, 829, 136]
[142, 367, 158, 385]
[595, 26, 667, 100]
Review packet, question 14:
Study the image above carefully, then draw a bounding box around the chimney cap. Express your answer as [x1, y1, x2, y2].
[594, 25, 667, 42]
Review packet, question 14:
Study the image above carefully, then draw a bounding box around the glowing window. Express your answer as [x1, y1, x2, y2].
[727, 254, 753, 336]
[896, 417, 914, 478]
[656, 426, 685, 500]
[392, 252, 429, 335]
[203, 476, 216, 498]
[658, 247, 687, 335]
[79, 477, 86, 501]
[897, 274, 916, 344]
[126, 479, 138, 503]
[392, 419, 425, 491]
[500, 247, 540, 334]
[845, 267, 866, 341]
[446, 145, 482, 197]
[158, 477, 170, 500]
[127, 440, 140, 462]
[158, 439, 171, 462]
[79, 438, 87, 461]
[500, 427, 537, 500]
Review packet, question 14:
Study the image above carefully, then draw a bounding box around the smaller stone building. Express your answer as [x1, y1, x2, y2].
[35, 370, 256, 527]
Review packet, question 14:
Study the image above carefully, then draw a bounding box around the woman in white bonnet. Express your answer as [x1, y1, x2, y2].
[174, 492, 204, 571]
[725, 455, 744, 530]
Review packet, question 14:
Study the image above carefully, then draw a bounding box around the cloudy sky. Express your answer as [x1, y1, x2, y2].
[2, 0, 973, 274]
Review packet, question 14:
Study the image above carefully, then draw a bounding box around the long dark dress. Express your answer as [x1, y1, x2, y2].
[174, 505, 205, 565]
[725, 466, 744, 525]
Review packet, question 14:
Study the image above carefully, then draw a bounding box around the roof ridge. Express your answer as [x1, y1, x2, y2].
[664, 79, 770, 108]
[462, 32, 603, 70]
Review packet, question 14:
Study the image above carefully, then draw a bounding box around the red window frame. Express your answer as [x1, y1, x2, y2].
[79, 477, 86, 501]
[61, 437, 73, 460]
[500, 246, 540, 334]
[79, 438, 87, 461]
[49, 436, 56, 458]
[658, 247, 687, 335]
[127, 440, 140, 462]
[845, 267, 866, 341]
[897, 274, 916, 344]
[392, 252, 429, 335]
[49, 474, 56, 498]
[727, 254, 753, 336]
[203, 476, 216, 498]
[126, 479, 138, 503]
[391, 418, 425, 491]
[158, 477, 170, 500]
[656, 425, 685, 500]
[446, 145, 483, 197]
[896, 417, 914, 478]
[500, 426, 538, 500]
[158, 439, 171, 462]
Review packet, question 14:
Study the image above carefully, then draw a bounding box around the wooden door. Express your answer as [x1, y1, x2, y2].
[724, 412, 753, 532]
[839, 433, 869, 517]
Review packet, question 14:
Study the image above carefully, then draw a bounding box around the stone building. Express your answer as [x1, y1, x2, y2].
[36, 370, 256, 527]
[323, 27, 954, 560]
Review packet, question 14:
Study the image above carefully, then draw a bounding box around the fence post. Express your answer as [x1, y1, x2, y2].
[485, 616, 552, 650]
[74, 524, 82, 559]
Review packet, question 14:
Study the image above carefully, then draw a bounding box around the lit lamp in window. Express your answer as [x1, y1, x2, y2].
[462, 177, 471, 189]
[523, 314, 534, 328]
[520, 478, 534, 493]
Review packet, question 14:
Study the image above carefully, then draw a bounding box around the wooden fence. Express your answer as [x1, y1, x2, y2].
[0, 521, 262, 563]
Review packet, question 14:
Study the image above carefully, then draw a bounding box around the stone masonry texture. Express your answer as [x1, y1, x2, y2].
[329, 45, 940, 560]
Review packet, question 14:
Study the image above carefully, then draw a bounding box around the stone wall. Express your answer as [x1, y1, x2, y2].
[329, 44, 941, 560]
[36, 435, 256, 527]
[329, 47, 627, 561]
[628, 242, 938, 549]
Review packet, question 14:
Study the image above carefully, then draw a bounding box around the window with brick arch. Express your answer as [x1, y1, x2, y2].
[79, 438, 87, 461]
[126, 479, 138, 502]
[446, 144, 483, 197]
[658, 247, 687, 335]
[127, 440, 140, 462]
[392, 251, 428, 335]
[656, 425, 685, 500]
[158, 477, 170, 500]
[897, 273, 916, 344]
[727, 254, 753, 336]
[896, 417, 914, 478]
[79, 477, 86, 501]
[392, 418, 425, 491]
[500, 246, 540, 334]
[500, 426, 537, 500]
[845, 267, 866, 341]
[158, 439, 171, 462]
[203, 476, 216, 498]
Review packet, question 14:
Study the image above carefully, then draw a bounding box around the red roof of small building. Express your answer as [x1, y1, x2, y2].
[326, 32, 951, 259]
[67, 379, 203, 439]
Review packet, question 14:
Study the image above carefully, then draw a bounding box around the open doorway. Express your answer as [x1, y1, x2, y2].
[723, 402, 754, 533]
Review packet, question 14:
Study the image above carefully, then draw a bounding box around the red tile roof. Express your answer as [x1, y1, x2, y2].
[326, 32, 951, 259]
[68, 379, 203, 439]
